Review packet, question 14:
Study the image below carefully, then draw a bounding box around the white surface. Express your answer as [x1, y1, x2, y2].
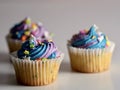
[0, 0, 120, 90]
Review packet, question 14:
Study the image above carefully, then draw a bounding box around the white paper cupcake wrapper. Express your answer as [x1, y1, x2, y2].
[10, 52, 64, 86]
[67, 41, 115, 73]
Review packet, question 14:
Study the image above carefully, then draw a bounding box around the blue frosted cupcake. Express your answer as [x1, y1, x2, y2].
[67, 25, 115, 73]
[10, 35, 64, 86]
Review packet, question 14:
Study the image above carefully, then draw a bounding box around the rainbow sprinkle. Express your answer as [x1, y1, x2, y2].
[106, 40, 111, 46]
[30, 44, 35, 48]
[48, 39, 52, 42]
[25, 17, 31, 25]
[24, 50, 29, 55]
[37, 40, 41, 44]
[21, 35, 27, 41]
[92, 36, 96, 39]
[24, 31, 30, 36]
[32, 23, 37, 30]
[84, 29, 88, 33]
[41, 58, 47, 61]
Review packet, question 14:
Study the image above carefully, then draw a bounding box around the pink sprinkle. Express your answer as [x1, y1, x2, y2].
[80, 30, 86, 35]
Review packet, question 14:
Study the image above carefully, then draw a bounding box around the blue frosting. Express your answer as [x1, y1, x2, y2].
[71, 25, 107, 49]
[11, 24, 23, 39]
[10, 18, 31, 40]
[17, 40, 57, 60]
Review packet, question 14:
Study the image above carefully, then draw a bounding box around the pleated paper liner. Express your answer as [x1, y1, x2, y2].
[6, 34, 24, 53]
[10, 52, 64, 86]
[67, 41, 115, 73]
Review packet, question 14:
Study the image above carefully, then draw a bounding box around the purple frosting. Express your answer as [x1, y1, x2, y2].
[17, 35, 60, 60]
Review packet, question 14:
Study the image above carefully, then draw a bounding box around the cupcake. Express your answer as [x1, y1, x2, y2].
[6, 17, 52, 53]
[10, 35, 64, 86]
[67, 25, 115, 73]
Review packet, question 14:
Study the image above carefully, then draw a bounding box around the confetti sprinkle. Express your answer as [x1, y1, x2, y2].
[30, 44, 35, 48]
[25, 17, 31, 25]
[37, 40, 41, 44]
[92, 36, 96, 39]
[106, 40, 111, 46]
[41, 58, 47, 61]
[80, 30, 86, 34]
[84, 29, 88, 33]
[24, 31, 30, 36]
[31, 23, 37, 30]
[48, 39, 52, 42]
[97, 31, 102, 36]
[21, 35, 27, 41]
[44, 31, 49, 38]
[93, 24, 98, 30]
[24, 50, 29, 55]
[30, 34, 34, 39]
[98, 36, 104, 42]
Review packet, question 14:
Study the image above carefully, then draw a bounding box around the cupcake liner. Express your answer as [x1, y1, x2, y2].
[6, 34, 23, 53]
[67, 41, 115, 73]
[10, 52, 64, 86]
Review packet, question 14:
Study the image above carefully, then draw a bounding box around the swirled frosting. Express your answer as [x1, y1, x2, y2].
[10, 17, 31, 41]
[71, 25, 110, 49]
[17, 35, 60, 60]
[10, 17, 52, 42]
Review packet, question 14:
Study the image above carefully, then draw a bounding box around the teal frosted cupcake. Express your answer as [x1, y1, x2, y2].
[67, 25, 115, 73]
[10, 35, 64, 86]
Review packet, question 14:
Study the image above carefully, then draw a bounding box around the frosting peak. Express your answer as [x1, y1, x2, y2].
[71, 25, 110, 49]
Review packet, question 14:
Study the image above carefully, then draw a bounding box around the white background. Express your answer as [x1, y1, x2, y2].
[0, 0, 120, 90]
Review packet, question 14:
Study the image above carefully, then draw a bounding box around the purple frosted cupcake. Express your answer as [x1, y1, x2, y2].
[6, 17, 52, 53]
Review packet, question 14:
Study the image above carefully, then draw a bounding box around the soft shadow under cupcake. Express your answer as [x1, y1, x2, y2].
[0, 52, 10, 63]
[59, 61, 72, 72]
[0, 73, 18, 86]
